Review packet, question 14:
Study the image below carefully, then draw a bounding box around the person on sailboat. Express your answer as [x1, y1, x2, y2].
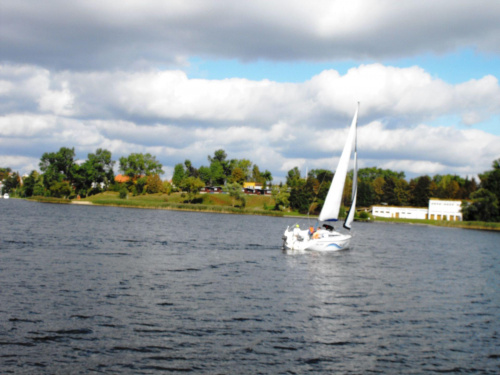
[293, 224, 301, 238]
[313, 227, 321, 239]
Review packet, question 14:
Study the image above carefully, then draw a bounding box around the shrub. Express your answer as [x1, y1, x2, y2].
[119, 187, 128, 199]
[358, 211, 370, 219]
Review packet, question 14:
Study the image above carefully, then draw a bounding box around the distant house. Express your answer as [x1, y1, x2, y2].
[242, 181, 271, 195]
[372, 199, 463, 221]
[200, 186, 223, 194]
[243, 187, 272, 195]
[200, 183, 272, 195]
[115, 174, 131, 183]
[243, 182, 262, 190]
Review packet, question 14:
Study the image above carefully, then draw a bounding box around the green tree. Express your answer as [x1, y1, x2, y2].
[49, 181, 72, 198]
[72, 149, 115, 197]
[382, 176, 398, 205]
[286, 167, 302, 188]
[476, 159, 500, 220]
[163, 180, 173, 195]
[33, 179, 46, 196]
[462, 188, 499, 222]
[289, 179, 315, 214]
[209, 160, 225, 186]
[119, 153, 163, 180]
[479, 159, 500, 200]
[410, 175, 431, 207]
[146, 174, 166, 194]
[208, 149, 231, 185]
[357, 179, 376, 207]
[184, 159, 198, 178]
[229, 167, 246, 184]
[462, 177, 478, 199]
[135, 176, 148, 195]
[358, 167, 405, 181]
[251, 164, 262, 184]
[180, 176, 204, 203]
[261, 169, 273, 188]
[39, 147, 77, 189]
[119, 187, 128, 199]
[394, 178, 411, 206]
[372, 176, 386, 203]
[0, 167, 12, 181]
[198, 165, 212, 185]
[208, 149, 228, 164]
[2, 171, 21, 195]
[21, 170, 41, 197]
[172, 163, 186, 188]
[223, 182, 246, 207]
[237, 159, 252, 181]
[272, 184, 290, 211]
[433, 175, 463, 199]
[85, 149, 115, 191]
[71, 163, 90, 197]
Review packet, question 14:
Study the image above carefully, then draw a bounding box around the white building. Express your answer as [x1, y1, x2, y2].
[372, 199, 462, 221]
[428, 199, 462, 221]
[372, 206, 428, 220]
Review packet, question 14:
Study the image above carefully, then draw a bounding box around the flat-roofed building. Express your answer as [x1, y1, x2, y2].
[428, 199, 462, 221]
[371, 206, 428, 219]
[372, 199, 462, 221]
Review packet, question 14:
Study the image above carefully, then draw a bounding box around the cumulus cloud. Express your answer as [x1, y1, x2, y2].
[0, 61, 499, 179]
[359, 122, 499, 176]
[1, 0, 500, 70]
[2, 64, 499, 129]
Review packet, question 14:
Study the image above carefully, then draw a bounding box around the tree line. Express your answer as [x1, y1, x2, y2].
[271, 161, 500, 222]
[1, 147, 499, 222]
[0, 147, 272, 201]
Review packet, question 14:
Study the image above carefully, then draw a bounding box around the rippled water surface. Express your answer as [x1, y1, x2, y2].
[1, 199, 499, 374]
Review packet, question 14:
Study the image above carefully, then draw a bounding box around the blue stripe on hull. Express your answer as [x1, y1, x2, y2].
[327, 243, 343, 249]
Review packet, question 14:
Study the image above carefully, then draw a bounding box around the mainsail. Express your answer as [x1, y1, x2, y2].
[318, 103, 359, 223]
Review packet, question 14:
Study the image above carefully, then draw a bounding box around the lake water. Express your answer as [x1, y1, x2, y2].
[1, 199, 499, 374]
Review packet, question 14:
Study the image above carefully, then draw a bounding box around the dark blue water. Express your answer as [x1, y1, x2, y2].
[1, 199, 499, 374]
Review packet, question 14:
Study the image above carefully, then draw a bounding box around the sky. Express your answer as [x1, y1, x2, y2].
[1, 0, 500, 182]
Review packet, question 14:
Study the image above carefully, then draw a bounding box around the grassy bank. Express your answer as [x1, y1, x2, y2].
[27, 196, 72, 204]
[80, 191, 284, 217]
[373, 216, 500, 231]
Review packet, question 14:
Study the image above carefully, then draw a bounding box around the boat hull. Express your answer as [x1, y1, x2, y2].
[282, 228, 351, 252]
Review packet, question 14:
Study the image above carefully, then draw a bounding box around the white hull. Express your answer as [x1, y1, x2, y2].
[282, 227, 351, 252]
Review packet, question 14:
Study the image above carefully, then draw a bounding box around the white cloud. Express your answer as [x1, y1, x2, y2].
[359, 121, 500, 176]
[0, 155, 39, 174]
[0, 62, 499, 179]
[38, 81, 75, 116]
[0, 114, 58, 137]
[2, 0, 500, 70]
[3, 63, 498, 131]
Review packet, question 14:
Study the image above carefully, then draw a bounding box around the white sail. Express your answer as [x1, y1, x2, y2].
[318, 104, 359, 222]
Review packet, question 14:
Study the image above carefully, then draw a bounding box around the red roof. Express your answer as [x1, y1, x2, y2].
[115, 174, 130, 183]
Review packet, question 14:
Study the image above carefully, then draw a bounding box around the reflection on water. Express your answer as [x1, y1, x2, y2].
[1, 199, 499, 374]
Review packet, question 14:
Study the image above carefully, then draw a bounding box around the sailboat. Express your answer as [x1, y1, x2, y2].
[282, 103, 359, 252]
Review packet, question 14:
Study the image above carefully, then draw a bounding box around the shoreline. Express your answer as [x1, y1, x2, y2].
[21, 197, 500, 231]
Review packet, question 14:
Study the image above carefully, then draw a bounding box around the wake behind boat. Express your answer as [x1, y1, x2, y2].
[282, 103, 359, 252]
